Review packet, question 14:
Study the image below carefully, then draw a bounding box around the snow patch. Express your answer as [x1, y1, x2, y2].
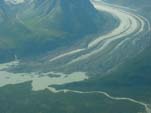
[5, 0, 25, 4]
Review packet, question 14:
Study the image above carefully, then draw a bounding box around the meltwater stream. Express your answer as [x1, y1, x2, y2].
[0, 0, 151, 113]
[48, 0, 151, 112]
[0, 60, 150, 113]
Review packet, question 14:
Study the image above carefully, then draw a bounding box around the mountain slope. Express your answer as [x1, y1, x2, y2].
[0, 0, 111, 62]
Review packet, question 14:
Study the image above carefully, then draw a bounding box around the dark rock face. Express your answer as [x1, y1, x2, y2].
[0, 0, 108, 62]
[22, 0, 105, 33]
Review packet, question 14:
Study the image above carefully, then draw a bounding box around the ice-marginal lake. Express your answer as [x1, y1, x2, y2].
[0, 60, 88, 91]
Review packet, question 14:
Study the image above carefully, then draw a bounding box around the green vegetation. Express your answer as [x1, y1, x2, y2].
[0, 0, 114, 63]
[58, 44, 151, 104]
[0, 82, 145, 113]
[0, 0, 151, 113]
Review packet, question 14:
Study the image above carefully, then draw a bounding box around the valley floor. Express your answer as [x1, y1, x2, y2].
[0, 0, 151, 113]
